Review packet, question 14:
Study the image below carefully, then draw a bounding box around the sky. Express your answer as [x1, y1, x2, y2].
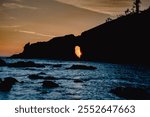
[0, 0, 150, 56]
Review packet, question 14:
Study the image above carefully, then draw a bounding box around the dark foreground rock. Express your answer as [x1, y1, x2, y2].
[110, 87, 150, 100]
[8, 61, 45, 68]
[28, 74, 55, 80]
[0, 59, 7, 66]
[67, 65, 97, 70]
[42, 81, 59, 88]
[0, 77, 18, 92]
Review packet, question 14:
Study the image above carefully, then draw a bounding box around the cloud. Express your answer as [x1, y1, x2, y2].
[9, 16, 16, 20]
[55, 0, 132, 15]
[0, 25, 20, 28]
[2, 3, 38, 10]
[16, 30, 55, 38]
[13, 0, 22, 2]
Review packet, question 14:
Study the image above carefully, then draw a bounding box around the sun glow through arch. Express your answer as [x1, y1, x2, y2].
[75, 46, 82, 58]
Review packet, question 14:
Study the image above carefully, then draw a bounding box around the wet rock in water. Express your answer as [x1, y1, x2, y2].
[74, 79, 84, 83]
[110, 87, 150, 100]
[0, 77, 18, 92]
[52, 64, 62, 68]
[28, 74, 55, 80]
[3, 77, 18, 84]
[0, 59, 7, 66]
[8, 61, 45, 68]
[42, 81, 59, 88]
[28, 74, 43, 80]
[66, 65, 97, 70]
[44, 76, 56, 80]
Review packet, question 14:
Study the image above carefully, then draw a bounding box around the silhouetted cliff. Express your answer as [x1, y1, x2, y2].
[11, 8, 150, 64]
[79, 8, 150, 64]
[11, 34, 78, 60]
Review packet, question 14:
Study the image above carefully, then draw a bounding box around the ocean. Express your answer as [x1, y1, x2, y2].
[0, 58, 150, 100]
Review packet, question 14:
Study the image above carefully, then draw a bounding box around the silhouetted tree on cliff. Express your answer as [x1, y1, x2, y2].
[106, 18, 112, 22]
[133, 0, 141, 14]
[125, 9, 131, 15]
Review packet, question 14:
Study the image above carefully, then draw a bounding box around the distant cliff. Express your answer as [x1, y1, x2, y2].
[11, 34, 79, 60]
[11, 8, 150, 64]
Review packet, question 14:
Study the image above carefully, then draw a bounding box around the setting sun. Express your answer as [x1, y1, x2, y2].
[75, 46, 82, 58]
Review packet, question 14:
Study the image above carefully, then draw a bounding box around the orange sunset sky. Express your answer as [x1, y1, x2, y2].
[0, 0, 150, 56]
